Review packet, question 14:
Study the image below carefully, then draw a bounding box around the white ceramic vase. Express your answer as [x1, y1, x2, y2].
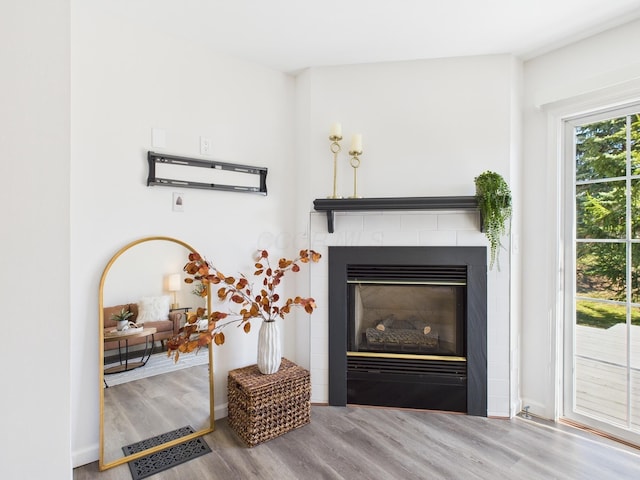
[257, 320, 281, 374]
[116, 319, 128, 331]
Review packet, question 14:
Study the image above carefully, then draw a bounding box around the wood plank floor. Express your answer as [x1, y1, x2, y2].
[74, 405, 640, 480]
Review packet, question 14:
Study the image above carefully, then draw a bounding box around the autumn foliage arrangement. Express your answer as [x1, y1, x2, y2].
[166, 249, 321, 361]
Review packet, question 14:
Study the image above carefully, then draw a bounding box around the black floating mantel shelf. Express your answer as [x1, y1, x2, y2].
[313, 196, 480, 233]
[147, 151, 268, 195]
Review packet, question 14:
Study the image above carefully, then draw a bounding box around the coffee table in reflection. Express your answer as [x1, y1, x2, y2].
[103, 327, 157, 376]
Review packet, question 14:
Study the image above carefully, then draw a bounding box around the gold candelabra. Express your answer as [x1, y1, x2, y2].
[328, 134, 343, 199]
[327, 124, 363, 198]
[348, 149, 363, 198]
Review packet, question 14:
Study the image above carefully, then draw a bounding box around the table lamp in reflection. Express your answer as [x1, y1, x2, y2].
[168, 273, 181, 309]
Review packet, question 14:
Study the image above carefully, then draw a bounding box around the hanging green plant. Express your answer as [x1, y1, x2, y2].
[474, 171, 512, 270]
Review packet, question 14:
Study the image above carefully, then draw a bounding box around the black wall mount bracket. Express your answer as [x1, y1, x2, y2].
[147, 151, 268, 195]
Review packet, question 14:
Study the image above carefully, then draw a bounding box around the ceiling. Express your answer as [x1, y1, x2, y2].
[102, 0, 640, 73]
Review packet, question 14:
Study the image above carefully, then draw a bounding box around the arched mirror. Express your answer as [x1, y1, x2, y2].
[98, 236, 214, 471]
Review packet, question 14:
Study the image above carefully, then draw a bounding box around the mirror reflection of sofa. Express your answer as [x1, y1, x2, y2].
[103, 295, 182, 352]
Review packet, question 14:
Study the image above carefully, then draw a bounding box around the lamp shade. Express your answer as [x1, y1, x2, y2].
[168, 273, 182, 292]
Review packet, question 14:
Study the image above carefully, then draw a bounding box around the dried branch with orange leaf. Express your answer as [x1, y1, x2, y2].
[166, 249, 321, 362]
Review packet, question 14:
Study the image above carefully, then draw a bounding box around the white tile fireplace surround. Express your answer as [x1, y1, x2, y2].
[307, 209, 511, 418]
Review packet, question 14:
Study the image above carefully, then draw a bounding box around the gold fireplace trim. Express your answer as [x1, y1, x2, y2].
[347, 351, 466, 362]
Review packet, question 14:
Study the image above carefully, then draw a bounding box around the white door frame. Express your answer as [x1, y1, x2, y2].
[560, 103, 640, 446]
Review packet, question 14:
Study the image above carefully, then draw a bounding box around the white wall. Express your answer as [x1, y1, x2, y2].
[295, 56, 518, 204]
[70, 3, 298, 467]
[295, 56, 522, 417]
[0, 1, 71, 479]
[521, 18, 640, 419]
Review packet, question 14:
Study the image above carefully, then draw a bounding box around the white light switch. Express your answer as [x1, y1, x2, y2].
[152, 128, 166, 148]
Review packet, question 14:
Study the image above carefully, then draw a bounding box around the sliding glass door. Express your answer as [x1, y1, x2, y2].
[564, 105, 640, 445]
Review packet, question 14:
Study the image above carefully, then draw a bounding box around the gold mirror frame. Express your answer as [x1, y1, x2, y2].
[98, 236, 214, 471]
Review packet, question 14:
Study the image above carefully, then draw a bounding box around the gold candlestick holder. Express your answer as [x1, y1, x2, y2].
[348, 150, 362, 198]
[328, 135, 343, 199]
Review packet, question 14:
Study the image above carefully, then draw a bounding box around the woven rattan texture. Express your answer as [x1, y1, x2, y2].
[227, 358, 311, 447]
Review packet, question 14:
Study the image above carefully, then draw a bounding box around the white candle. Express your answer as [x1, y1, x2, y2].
[350, 134, 362, 153]
[330, 123, 342, 137]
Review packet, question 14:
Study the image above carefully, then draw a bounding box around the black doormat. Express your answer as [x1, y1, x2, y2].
[122, 425, 211, 480]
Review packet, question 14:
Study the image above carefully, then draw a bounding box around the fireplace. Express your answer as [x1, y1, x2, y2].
[328, 246, 487, 416]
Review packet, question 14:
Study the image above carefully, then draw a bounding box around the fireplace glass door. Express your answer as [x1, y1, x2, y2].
[348, 282, 465, 357]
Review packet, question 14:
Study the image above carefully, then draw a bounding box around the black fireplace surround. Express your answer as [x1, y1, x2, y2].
[328, 246, 487, 416]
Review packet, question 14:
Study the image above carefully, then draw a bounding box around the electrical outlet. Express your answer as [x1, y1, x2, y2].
[173, 192, 184, 212]
[200, 136, 212, 155]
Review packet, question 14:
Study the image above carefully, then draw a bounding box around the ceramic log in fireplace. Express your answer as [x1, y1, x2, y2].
[328, 246, 487, 416]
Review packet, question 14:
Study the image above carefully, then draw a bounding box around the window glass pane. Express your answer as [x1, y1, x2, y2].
[577, 243, 626, 301]
[632, 319, 640, 428]
[576, 181, 626, 239]
[576, 117, 627, 181]
[576, 298, 626, 328]
[632, 244, 640, 303]
[633, 179, 640, 239]
[629, 307, 640, 432]
[575, 301, 629, 425]
[631, 114, 640, 175]
[631, 369, 640, 430]
[575, 358, 628, 426]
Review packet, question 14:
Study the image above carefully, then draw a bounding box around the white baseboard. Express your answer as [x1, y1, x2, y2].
[520, 398, 553, 420]
[72, 443, 98, 469]
[215, 402, 228, 420]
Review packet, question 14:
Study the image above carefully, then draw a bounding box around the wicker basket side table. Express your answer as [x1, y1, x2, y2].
[227, 358, 311, 447]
